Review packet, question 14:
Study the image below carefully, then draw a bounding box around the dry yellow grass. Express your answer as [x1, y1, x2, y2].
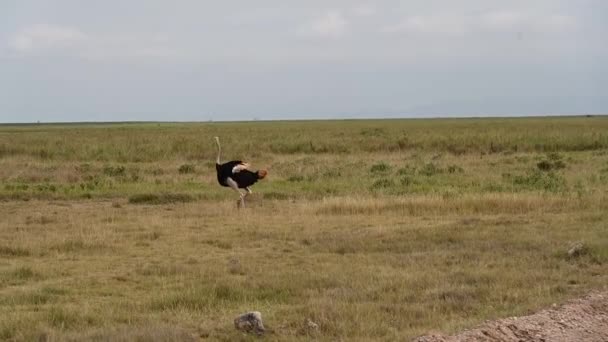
[1, 194, 607, 341]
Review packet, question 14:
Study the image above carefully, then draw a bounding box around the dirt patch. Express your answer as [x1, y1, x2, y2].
[415, 291, 608, 342]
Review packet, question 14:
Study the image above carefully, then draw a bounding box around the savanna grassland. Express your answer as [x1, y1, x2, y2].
[1, 117, 608, 341]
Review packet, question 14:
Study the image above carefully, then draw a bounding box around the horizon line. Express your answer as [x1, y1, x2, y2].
[1, 113, 607, 126]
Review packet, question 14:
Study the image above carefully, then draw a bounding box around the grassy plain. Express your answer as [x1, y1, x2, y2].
[1, 117, 607, 341]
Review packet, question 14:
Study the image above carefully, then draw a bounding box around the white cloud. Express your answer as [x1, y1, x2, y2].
[7, 25, 184, 62]
[298, 11, 348, 38]
[383, 11, 578, 36]
[382, 14, 469, 36]
[9, 24, 87, 52]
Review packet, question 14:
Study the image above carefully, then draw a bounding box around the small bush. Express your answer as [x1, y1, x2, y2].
[128, 193, 195, 205]
[35, 184, 58, 193]
[203, 239, 232, 249]
[287, 175, 305, 182]
[547, 152, 564, 161]
[371, 178, 394, 190]
[12, 266, 37, 280]
[537, 153, 567, 171]
[178, 164, 196, 174]
[537, 160, 566, 171]
[536, 160, 553, 171]
[400, 176, 414, 186]
[482, 182, 506, 192]
[360, 127, 385, 136]
[103, 165, 126, 177]
[511, 170, 567, 192]
[0, 246, 30, 257]
[322, 169, 342, 178]
[419, 163, 442, 176]
[447, 165, 464, 174]
[397, 166, 415, 175]
[370, 162, 391, 174]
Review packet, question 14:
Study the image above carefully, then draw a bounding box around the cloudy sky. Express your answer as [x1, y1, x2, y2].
[1, 1, 606, 123]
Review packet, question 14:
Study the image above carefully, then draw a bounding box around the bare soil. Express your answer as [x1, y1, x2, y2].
[415, 291, 608, 342]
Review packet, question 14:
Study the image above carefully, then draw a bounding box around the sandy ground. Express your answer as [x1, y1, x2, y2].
[415, 291, 608, 342]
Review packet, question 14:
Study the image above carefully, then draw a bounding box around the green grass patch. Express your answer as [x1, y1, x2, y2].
[0, 245, 31, 257]
[178, 164, 196, 174]
[128, 193, 195, 205]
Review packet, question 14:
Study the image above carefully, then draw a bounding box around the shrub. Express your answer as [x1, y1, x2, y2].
[370, 162, 391, 174]
[537, 159, 566, 171]
[400, 176, 414, 186]
[287, 175, 305, 182]
[103, 165, 126, 177]
[0, 246, 30, 257]
[547, 152, 564, 161]
[35, 184, 58, 193]
[397, 166, 415, 175]
[371, 178, 394, 190]
[12, 266, 37, 280]
[537, 153, 567, 171]
[322, 170, 341, 179]
[511, 170, 566, 192]
[128, 193, 195, 205]
[447, 165, 464, 174]
[419, 163, 442, 176]
[360, 127, 385, 136]
[178, 164, 196, 174]
[536, 160, 553, 171]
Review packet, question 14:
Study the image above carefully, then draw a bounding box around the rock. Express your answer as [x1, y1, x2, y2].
[296, 318, 320, 336]
[567, 242, 586, 258]
[234, 311, 265, 335]
[306, 318, 319, 330]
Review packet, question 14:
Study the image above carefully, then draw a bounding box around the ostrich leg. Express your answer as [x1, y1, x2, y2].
[226, 177, 246, 208]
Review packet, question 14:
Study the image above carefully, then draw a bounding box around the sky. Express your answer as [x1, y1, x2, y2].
[0, 1, 607, 123]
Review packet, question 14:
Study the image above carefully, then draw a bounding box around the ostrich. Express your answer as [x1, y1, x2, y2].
[214, 136, 267, 208]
